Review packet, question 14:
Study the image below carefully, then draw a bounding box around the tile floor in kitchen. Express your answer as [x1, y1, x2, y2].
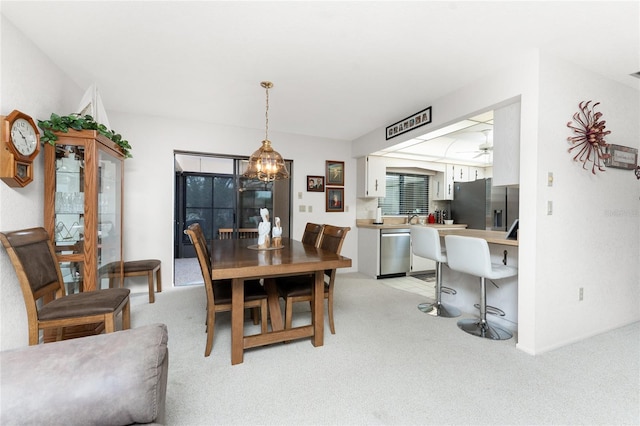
[378, 273, 436, 299]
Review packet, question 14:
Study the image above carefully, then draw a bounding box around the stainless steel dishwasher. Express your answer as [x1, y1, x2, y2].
[379, 228, 411, 278]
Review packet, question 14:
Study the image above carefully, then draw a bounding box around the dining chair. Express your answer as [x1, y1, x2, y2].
[301, 222, 324, 247]
[275, 224, 350, 334]
[0, 227, 131, 345]
[184, 223, 268, 357]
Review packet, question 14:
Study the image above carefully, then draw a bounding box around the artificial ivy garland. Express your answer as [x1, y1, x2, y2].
[38, 113, 132, 158]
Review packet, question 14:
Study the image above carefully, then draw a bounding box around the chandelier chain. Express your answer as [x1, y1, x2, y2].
[264, 84, 269, 141]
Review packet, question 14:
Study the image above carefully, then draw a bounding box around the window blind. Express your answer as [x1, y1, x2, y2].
[378, 172, 430, 215]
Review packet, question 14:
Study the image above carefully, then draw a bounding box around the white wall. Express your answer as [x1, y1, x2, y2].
[0, 18, 357, 350]
[0, 17, 82, 349]
[104, 111, 358, 292]
[533, 53, 640, 352]
[352, 50, 640, 354]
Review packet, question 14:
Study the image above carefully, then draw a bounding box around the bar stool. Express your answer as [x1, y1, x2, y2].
[101, 259, 162, 303]
[444, 235, 516, 340]
[410, 226, 460, 317]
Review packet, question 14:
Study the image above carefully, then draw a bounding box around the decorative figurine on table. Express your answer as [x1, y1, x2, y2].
[257, 208, 271, 249]
[272, 217, 282, 248]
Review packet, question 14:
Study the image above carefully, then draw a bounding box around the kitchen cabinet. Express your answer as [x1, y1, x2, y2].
[469, 167, 485, 181]
[44, 130, 125, 294]
[357, 155, 386, 198]
[453, 165, 469, 182]
[432, 165, 454, 200]
[357, 227, 381, 277]
[453, 165, 486, 182]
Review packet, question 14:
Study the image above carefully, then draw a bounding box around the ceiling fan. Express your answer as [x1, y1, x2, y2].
[456, 129, 493, 158]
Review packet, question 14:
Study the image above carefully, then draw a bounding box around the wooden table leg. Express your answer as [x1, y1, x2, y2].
[311, 270, 324, 347]
[263, 278, 283, 332]
[231, 278, 244, 365]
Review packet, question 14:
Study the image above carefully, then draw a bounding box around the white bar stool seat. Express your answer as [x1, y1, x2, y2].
[444, 234, 517, 340]
[410, 226, 460, 318]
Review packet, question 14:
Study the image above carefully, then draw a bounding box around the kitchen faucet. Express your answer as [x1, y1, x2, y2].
[407, 213, 419, 224]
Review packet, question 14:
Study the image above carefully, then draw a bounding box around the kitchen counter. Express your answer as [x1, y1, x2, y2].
[356, 219, 468, 230]
[437, 228, 518, 246]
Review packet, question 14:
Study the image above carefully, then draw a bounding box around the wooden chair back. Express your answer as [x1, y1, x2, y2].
[319, 225, 351, 255]
[218, 228, 233, 240]
[184, 223, 215, 304]
[0, 227, 66, 327]
[218, 228, 259, 239]
[301, 223, 324, 247]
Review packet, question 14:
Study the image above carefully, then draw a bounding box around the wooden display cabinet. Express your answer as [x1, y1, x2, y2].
[44, 130, 125, 294]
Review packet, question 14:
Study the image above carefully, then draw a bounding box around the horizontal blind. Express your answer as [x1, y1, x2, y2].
[378, 172, 430, 215]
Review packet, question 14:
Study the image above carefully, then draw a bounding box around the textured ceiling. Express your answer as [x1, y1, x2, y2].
[2, 1, 638, 158]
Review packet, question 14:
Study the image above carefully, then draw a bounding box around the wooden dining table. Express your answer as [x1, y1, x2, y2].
[210, 237, 352, 365]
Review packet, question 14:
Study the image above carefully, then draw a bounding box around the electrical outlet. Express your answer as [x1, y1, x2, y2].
[579, 287, 584, 301]
[547, 201, 553, 215]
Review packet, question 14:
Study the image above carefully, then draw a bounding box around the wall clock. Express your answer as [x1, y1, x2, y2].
[0, 110, 41, 187]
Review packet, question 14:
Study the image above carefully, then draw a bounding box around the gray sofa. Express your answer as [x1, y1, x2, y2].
[0, 323, 169, 426]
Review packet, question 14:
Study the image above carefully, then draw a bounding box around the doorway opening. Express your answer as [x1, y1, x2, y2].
[173, 152, 292, 285]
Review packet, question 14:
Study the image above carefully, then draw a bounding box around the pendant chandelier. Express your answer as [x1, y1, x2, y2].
[243, 81, 290, 182]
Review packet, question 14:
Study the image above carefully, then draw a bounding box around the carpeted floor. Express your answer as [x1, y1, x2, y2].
[131, 271, 639, 425]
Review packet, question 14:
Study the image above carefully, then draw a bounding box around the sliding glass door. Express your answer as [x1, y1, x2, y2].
[174, 154, 291, 259]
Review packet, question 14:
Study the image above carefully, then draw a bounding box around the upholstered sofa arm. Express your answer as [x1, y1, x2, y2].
[0, 323, 169, 426]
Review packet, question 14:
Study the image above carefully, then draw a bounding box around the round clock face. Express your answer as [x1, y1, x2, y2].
[10, 118, 38, 156]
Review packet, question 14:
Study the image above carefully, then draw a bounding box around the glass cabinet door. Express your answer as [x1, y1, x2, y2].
[54, 145, 85, 294]
[97, 147, 122, 286]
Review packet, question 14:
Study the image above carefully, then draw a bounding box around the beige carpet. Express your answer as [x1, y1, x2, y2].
[129, 272, 639, 425]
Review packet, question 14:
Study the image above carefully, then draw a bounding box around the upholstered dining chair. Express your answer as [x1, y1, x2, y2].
[275, 224, 350, 334]
[184, 223, 268, 357]
[0, 227, 131, 345]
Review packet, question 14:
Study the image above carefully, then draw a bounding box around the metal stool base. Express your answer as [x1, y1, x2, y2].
[417, 302, 461, 318]
[457, 318, 512, 340]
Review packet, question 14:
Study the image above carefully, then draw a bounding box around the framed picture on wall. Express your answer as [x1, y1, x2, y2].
[307, 175, 324, 192]
[326, 187, 344, 212]
[326, 160, 344, 186]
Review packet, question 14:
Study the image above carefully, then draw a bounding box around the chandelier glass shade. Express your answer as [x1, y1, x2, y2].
[243, 81, 290, 182]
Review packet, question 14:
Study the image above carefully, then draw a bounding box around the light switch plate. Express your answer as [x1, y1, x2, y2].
[299, 205, 306, 212]
[308, 205, 313, 213]
[547, 201, 553, 215]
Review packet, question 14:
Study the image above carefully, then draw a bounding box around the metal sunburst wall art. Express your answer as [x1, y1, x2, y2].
[566, 101, 612, 174]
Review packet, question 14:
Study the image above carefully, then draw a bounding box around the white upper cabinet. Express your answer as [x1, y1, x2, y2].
[492, 102, 521, 186]
[357, 155, 386, 198]
[432, 164, 454, 200]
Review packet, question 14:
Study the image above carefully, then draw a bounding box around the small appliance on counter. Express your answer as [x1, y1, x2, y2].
[373, 207, 383, 225]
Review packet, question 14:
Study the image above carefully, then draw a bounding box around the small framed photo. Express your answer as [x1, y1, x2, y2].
[326, 187, 344, 212]
[307, 175, 324, 192]
[604, 144, 638, 170]
[326, 160, 345, 186]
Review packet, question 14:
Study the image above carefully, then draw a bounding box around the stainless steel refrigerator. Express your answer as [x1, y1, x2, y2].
[451, 178, 519, 231]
